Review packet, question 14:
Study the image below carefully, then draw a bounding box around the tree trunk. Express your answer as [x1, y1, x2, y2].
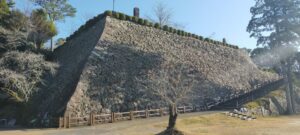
[286, 58, 296, 114]
[167, 104, 177, 130]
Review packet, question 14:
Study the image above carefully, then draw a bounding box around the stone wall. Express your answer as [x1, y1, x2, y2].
[37, 17, 106, 117]
[64, 16, 279, 117]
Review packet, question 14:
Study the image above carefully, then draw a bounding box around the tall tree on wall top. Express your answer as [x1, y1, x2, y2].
[247, 0, 300, 114]
[31, 0, 76, 51]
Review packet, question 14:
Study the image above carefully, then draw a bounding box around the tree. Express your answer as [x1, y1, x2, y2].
[31, 0, 76, 51]
[144, 64, 196, 134]
[0, 0, 10, 19]
[247, 0, 300, 114]
[28, 9, 57, 49]
[146, 2, 185, 29]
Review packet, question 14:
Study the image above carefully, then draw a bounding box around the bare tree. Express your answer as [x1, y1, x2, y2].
[144, 64, 196, 133]
[146, 2, 185, 29]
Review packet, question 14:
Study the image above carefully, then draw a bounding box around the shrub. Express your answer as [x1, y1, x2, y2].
[198, 36, 204, 40]
[177, 30, 181, 35]
[126, 15, 132, 21]
[119, 13, 126, 20]
[169, 27, 174, 33]
[179, 31, 183, 35]
[173, 29, 177, 33]
[184, 32, 188, 36]
[138, 18, 144, 25]
[148, 22, 153, 27]
[144, 20, 149, 26]
[113, 12, 120, 18]
[191, 34, 196, 38]
[187, 33, 191, 37]
[163, 25, 169, 31]
[104, 10, 113, 16]
[154, 23, 160, 28]
[133, 16, 139, 23]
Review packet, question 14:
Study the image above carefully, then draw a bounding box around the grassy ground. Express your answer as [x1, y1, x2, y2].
[173, 113, 300, 135]
[2, 112, 300, 135]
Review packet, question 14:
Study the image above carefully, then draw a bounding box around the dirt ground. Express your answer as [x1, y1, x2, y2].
[1, 112, 300, 135]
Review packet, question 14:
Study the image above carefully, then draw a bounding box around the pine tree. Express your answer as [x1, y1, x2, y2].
[247, 0, 300, 114]
[31, 0, 76, 51]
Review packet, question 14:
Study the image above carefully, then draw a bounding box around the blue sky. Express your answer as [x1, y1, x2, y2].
[16, 0, 257, 49]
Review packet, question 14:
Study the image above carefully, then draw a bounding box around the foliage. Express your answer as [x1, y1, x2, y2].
[0, 51, 58, 103]
[0, 27, 35, 54]
[138, 18, 144, 25]
[119, 13, 126, 20]
[31, 0, 76, 22]
[247, 0, 300, 48]
[133, 16, 139, 23]
[28, 9, 58, 49]
[113, 12, 119, 19]
[31, 0, 76, 50]
[154, 23, 160, 28]
[104, 10, 113, 16]
[148, 22, 153, 27]
[1, 10, 29, 32]
[0, 0, 10, 20]
[144, 19, 149, 26]
[163, 25, 169, 31]
[198, 36, 203, 40]
[125, 15, 132, 21]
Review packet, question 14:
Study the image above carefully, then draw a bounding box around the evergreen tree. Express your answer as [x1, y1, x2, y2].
[28, 9, 58, 49]
[31, 0, 76, 51]
[247, 0, 300, 114]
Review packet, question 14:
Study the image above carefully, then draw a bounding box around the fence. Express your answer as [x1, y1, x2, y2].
[58, 105, 199, 128]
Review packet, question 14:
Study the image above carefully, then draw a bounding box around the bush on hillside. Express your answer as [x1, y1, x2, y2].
[198, 36, 204, 40]
[144, 19, 149, 26]
[138, 18, 144, 25]
[0, 51, 58, 103]
[119, 13, 126, 20]
[133, 16, 139, 23]
[163, 25, 169, 31]
[126, 15, 132, 21]
[148, 22, 153, 27]
[113, 12, 120, 18]
[104, 10, 113, 16]
[154, 23, 160, 28]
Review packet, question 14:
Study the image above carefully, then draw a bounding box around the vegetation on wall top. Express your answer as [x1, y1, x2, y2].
[63, 10, 239, 50]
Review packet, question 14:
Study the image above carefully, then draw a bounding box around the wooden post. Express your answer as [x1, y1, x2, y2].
[89, 112, 94, 126]
[183, 106, 186, 113]
[130, 111, 134, 120]
[159, 108, 163, 116]
[63, 115, 67, 128]
[111, 112, 115, 123]
[59, 117, 63, 128]
[67, 114, 71, 128]
[145, 109, 149, 118]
